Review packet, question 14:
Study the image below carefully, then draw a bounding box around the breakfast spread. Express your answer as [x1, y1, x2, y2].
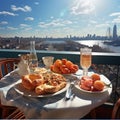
[21, 71, 67, 95]
[20, 60, 107, 95]
[50, 58, 79, 74]
[79, 73, 105, 92]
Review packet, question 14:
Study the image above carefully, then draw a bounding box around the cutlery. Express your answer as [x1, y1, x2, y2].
[70, 93, 75, 101]
[65, 83, 74, 101]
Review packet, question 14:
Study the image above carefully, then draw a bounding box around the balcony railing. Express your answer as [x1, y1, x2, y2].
[0, 49, 120, 103]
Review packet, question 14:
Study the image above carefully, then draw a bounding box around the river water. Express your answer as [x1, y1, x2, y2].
[45, 40, 120, 53]
[75, 40, 120, 53]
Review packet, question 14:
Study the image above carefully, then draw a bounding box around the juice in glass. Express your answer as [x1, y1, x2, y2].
[80, 47, 92, 76]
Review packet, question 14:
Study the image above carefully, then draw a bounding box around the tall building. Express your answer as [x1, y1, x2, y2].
[106, 27, 112, 39]
[113, 24, 117, 40]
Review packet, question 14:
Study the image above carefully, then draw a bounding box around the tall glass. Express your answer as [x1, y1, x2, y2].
[80, 47, 92, 76]
[29, 41, 38, 72]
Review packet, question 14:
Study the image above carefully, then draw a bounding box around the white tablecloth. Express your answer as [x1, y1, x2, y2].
[0, 69, 112, 119]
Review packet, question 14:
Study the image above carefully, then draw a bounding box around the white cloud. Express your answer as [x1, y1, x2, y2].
[24, 27, 32, 31]
[7, 26, 18, 30]
[50, 16, 54, 19]
[71, 0, 95, 15]
[39, 19, 72, 28]
[20, 24, 30, 28]
[0, 21, 8, 25]
[20, 24, 32, 31]
[112, 16, 120, 23]
[34, 2, 39, 5]
[25, 17, 34, 21]
[95, 23, 110, 28]
[109, 12, 120, 23]
[0, 11, 17, 16]
[90, 20, 97, 24]
[11, 5, 32, 12]
[110, 12, 120, 17]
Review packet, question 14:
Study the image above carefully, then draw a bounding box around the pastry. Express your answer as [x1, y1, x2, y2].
[21, 73, 44, 90]
[21, 72, 67, 95]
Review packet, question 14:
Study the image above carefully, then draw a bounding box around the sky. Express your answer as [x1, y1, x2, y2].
[0, 0, 120, 38]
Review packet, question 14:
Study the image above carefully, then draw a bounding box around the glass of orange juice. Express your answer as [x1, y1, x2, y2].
[80, 47, 92, 76]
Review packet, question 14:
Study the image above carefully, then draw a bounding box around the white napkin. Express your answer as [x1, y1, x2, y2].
[17, 60, 30, 76]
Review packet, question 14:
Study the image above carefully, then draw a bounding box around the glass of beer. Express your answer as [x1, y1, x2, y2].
[80, 47, 92, 76]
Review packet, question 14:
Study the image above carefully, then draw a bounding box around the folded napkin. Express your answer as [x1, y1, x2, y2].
[18, 60, 30, 76]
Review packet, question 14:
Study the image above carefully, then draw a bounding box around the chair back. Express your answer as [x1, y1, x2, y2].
[0, 58, 20, 79]
[112, 98, 120, 119]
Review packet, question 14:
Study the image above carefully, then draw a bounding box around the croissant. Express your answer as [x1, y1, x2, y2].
[35, 82, 67, 95]
[21, 73, 44, 90]
[54, 81, 66, 92]
[21, 72, 67, 95]
[35, 84, 56, 95]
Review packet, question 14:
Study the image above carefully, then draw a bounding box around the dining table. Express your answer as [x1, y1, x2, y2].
[0, 69, 112, 119]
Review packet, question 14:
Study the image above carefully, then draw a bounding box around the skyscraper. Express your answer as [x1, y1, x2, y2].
[113, 24, 117, 40]
[106, 27, 112, 39]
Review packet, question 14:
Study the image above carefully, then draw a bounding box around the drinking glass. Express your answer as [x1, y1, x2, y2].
[29, 41, 38, 73]
[80, 47, 92, 76]
[42, 56, 54, 69]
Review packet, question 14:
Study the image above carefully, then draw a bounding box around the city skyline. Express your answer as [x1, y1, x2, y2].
[0, 0, 120, 38]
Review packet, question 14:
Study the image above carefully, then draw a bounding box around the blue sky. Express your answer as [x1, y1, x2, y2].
[0, 0, 120, 38]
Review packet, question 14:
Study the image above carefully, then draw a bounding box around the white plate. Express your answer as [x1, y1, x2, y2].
[75, 84, 108, 93]
[75, 74, 111, 93]
[14, 81, 70, 97]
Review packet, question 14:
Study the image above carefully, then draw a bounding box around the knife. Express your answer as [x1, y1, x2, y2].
[65, 84, 73, 100]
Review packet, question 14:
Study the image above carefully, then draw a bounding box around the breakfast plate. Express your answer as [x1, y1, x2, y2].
[14, 80, 70, 97]
[75, 83, 108, 94]
[74, 74, 112, 94]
